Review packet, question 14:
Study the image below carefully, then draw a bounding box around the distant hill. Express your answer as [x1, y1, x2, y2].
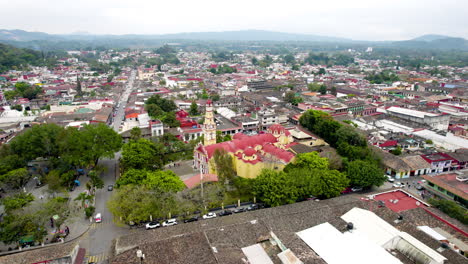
[0, 29, 467, 50]
[391, 36, 468, 50]
[0, 29, 352, 43]
[410, 34, 453, 42]
[0, 29, 61, 42]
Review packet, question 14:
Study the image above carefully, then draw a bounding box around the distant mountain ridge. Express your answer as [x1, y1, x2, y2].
[0, 29, 467, 50]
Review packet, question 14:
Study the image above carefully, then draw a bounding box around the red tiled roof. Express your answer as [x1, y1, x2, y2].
[204, 133, 277, 159]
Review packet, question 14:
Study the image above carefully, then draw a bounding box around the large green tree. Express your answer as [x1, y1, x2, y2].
[284, 152, 329, 172]
[107, 185, 178, 224]
[346, 160, 386, 187]
[252, 169, 298, 207]
[212, 148, 236, 184]
[121, 139, 162, 171]
[309, 169, 349, 198]
[0, 168, 31, 189]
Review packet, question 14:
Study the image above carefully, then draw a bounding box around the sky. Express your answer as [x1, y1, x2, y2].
[1, 0, 467, 41]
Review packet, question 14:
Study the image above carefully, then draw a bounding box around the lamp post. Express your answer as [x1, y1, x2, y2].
[136, 249, 145, 264]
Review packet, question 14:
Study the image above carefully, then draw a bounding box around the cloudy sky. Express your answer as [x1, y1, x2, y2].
[1, 0, 467, 40]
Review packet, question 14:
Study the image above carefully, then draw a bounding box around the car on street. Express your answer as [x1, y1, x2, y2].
[162, 218, 178, 227]
[183, 216, 199, 223]
[94, 213, 102, 223]
[202, 212, 217, 219]
[351, 187, 363, 192]
[107, 185, 113, 191]
[233, 207, 246, 213]
[218, 210, 233, 217]
[145, 221, 160, 230]
[387, 176, 395, 182]
[307, 195, 320, 201]
[393, 182, 405, 188]
[416, 185, 425, 190]
[341, 187, 353, 194]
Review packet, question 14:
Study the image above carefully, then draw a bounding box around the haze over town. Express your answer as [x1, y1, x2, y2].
[1, 0, 468, 40]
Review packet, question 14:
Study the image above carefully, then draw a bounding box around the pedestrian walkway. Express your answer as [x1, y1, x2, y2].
[90, 219, 113, 229]
[87, 252, 108, 263]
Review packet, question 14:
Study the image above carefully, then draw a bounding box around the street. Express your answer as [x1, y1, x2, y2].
[81, 156, 130, 263]
[112, 70, 136, 132]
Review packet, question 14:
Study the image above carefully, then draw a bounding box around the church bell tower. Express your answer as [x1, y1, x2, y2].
[203, 100, 216, 146]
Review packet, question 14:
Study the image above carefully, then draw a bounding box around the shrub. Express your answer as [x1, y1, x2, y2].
[429, 199, 468, 225]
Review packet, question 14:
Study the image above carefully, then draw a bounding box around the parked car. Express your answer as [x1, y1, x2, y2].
[307, 196, 320, 201]
[246, 204, 260, 211]
[145, 221, 160, 230]
[233, 208, 246, 213]
[351, 187, 363, 192]
[94, 213, 102, 223]
[387, 176, 395, 183]
[202, 212, 217, 219]
[341, 187, 352, 194]
[183, 216, 199, 223]
[162, 218, 178, 227]
[416, 185, 425, 190]
[219, 210, 233, 217]
[393, 182, 405, 188]
[107, 185, 113, 191]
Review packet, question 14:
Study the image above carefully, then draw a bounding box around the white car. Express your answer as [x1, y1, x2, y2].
[145, 221, 160, 230]
[94, 213, 102, 223]
[387, 176, 395, 183]
[162, 218, 177, 227]
[393, 182, 405, 188]
[202, 212, 217, 219]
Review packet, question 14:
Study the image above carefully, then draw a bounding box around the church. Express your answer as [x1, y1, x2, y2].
[193, 100, 295, 178]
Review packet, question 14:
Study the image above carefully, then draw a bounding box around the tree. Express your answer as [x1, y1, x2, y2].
[283, 54, 295, 64]
[346, 160, 386, 187]
[145, 104, 164, 119]
[107, 185, 178, 224]
[331, 86, 337, 96]
[2, 193, 35, 213]
[76, 75, 82, 96]
[251, 57, 259, 65]
[391, 146, 402, 156]
[189, 101, 199, 116]
[216, 131, 231, 143]
[121, 139, 161, 171]
[308, 169, 349, 198]
[318, 68, 326, 75]
[130, 127, 142, 141]
[88, 170, 104, 189]
[116, 168, 148, 187]
[292, 64, 300, 71]
[319, 84, 327, 95]
[162, 112, 180, 128]
[143, 170, 185, 192]
[80, 123, 122, 164]
[9, 123, 63, 162]
[284, 152, 329, 172]
[212, 149, 236, 184]
[0, 168, 31, 189]
[45, 170, 65, 192]
[252, 169, 298, 207]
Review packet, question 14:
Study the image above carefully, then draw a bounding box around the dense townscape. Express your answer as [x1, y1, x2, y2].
[0, 29, 467, 264]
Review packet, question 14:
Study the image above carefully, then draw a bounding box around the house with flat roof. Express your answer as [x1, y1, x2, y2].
[421, 153, 455, 174]
[385, 106, 450, 131]
[422, 172, 468, 207]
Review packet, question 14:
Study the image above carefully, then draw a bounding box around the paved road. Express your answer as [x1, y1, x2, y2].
[112, 70, 136, 132]
[82, 156, 129, 263]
